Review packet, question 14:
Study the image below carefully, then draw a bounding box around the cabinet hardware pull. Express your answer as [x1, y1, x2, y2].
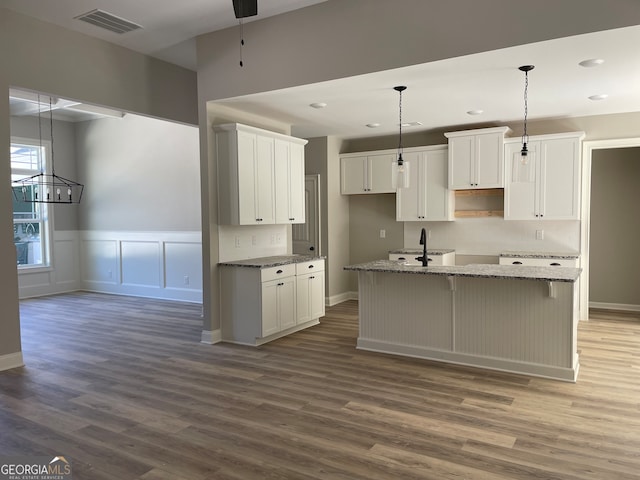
[398, 257, 406, 260]
[276, 269, 283, 274]
[308, 265, 314, 269]
[513, 261, 523, 265]
[550, 262, 561, 266]
[310, 276, 315, 279]
[278, 282, 284, 286]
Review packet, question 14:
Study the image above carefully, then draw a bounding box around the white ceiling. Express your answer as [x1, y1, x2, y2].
[3, 0, 640, 139]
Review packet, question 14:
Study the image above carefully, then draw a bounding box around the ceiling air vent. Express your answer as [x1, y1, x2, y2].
[74, 9, 142, 34]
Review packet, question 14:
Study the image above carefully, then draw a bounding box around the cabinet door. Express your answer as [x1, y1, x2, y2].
[396, 151, 423, 220]
[237, 131, 259, 224]
[288, 142, 306, 223]
[539, 138, 580, 220]
[297, 272, 325, 324]
[368, 154, 396, 193]
[278, 276, 297, 330]
[254, 135, 275, 224]
[261, 279, 280, 337]
[341, 156, 367, 194]
[504, 142, 539, 220]
[424, 149, 452, 221]
[309, 271, 325, 320]
[274, 140, 290, 224]
[448, 136, 474, 188]
[475, 132, 504, 188]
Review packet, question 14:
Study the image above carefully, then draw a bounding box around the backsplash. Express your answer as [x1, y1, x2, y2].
[404, 218, 580, 255]
[218, 224, 290, 262]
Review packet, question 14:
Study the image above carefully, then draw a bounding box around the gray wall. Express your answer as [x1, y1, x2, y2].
[1, 8, 197, 363]
[10, 115, 80, 231]
[590, 148, 640, 306]
[75, 115, 200, 232]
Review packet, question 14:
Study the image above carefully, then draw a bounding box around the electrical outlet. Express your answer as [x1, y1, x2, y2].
[536, 229, 544, 240]
[107, 270, 112, 279]
[184, 275, 190, 286]
[252, 235, 257, 246]
[379, 229, 386, 239]
[276, 233, 282, 244]
[428, 230, 432, 240]
[235, 235, 241, 247]
[270, 235, 275, 245]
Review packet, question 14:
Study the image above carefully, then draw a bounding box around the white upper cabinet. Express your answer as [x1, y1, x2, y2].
[275, 139, 306, 224]
[396, 147, 453, 221]
[445, 126, 511, 189]
[215, 123, 307, 225]
[340, 153, 396, 194]
[504, 132, 584, 220]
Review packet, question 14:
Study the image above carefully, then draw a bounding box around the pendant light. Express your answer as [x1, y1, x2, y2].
[391, 85, 410, 189]
[12, 95, 84, 204]
[518, 65, 534, 165]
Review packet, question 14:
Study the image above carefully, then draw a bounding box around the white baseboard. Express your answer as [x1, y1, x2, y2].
[326, 291, 358, 306]
[201, 329, 222, 344]
[590, 302, 640, 312]
[0, 351, 24, 372]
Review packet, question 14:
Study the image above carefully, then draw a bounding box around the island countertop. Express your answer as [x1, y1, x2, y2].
[344, 259, 581, 282]
[500, 250, 580, 259]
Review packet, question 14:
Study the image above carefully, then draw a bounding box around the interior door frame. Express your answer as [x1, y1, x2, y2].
[292, 174, 321, 255]
[580, 136, 640, 319]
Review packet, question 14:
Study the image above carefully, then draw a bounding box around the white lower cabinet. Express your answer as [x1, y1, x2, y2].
[221, 259, 325, 345]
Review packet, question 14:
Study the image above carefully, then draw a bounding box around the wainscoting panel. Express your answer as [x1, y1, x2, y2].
[121, 241, 162, 288]
[81, 231, 202, 303]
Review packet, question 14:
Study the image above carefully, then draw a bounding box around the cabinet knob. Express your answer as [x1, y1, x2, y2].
[308, 265, 314, 269]
[310, 276, 315, 279]
[309, 246, 315, 251]
[276, 269, 283, 274]
[277, 282, 284, 286]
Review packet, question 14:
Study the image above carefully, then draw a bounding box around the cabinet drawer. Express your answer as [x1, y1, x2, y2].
[296, 260, 325, 275]
[499, 257, 579, 267]
[261, 264, 296, 282]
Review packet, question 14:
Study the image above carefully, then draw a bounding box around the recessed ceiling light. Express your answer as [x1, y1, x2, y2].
[467, 109, 483, 115]
[400, 121, 422, 127]
[579, 58, 604, 68]
[588, 94, 608, 101]
[366, 123, 381, 128]
[309, 102, 327, 109]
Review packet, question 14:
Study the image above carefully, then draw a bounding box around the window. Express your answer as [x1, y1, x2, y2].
[11, 138, 51, 268]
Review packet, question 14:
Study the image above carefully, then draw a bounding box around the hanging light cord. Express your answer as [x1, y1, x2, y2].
[522, 69, 529, 148]
[37, 94, 43, 174]
[397, 87, 404, 165]
[49, 96, 56, 175]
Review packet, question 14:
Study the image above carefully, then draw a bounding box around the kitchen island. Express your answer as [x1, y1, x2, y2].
[344, 260, 581, 381]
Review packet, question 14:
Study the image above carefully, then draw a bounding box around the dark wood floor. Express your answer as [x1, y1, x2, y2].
[2, 292, 640, 479]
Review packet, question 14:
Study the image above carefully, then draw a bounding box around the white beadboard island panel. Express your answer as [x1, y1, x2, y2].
[347, 261, 580, 382]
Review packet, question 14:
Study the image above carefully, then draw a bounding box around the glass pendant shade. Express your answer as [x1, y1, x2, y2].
[392, 157, 410, 189]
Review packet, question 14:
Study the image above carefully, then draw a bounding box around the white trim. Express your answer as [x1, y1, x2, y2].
[0, 352, 24, 372]
[581, 138, 640, 321]
[201, 329, 222, 344]
[357, 338, 578, 382]
[590, 302, 640, 313]
[326, 291, 357, 306]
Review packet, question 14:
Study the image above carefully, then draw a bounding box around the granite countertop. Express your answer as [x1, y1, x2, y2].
[500, 251, 580, 259]
[344, 260, 581, 282]
[389, 248, 455, 256]
[219, 254, 324, 268]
